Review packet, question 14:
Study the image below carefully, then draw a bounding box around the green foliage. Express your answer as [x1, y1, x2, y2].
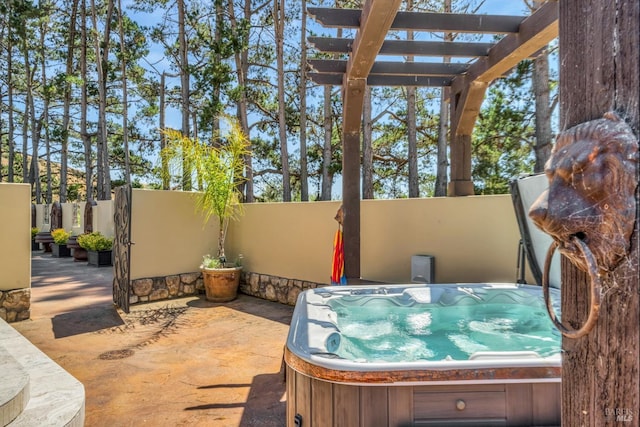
[472, 72, 536, 195]
[161, 116, 250, 261]
[31, 227, 40, 239]
[77, 232, 113, 251]
[200, 254, 221, 269]
[51, 228, 72, 245]
[162, 117, 249, 221]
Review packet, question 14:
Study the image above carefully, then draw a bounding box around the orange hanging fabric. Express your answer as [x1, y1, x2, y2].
[331, 227, 346, 285]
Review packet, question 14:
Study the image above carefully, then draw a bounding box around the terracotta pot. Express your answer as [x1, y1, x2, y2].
[201, 267, 242, 302]
[67, 236, 87, 261]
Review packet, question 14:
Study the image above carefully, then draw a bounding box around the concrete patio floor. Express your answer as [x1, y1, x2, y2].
[11, 252, 294, 426]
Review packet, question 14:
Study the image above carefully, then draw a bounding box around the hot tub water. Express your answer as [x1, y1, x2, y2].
[331, 299, 560, 362]
[293, 284, 562, 368]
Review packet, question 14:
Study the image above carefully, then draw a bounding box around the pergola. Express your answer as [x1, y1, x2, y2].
[307, 0, 559, 281]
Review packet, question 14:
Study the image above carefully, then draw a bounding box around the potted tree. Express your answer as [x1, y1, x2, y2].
[50, 228, 72, 258]
[162, 116, 250, 302]
[77, 232, 113, 267]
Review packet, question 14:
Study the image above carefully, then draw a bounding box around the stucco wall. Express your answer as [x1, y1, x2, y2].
[60, 203, 84, 235]
[361, 195, 524, 283]
[29, 190, 531, 290]
[0, 184, 31, 291]
[93, 200, 114, 237]
[35, 203, 50, 231]
[227, 195, 530, 285]
[227, 201, 341, 284]
[129, 189, 218, 280]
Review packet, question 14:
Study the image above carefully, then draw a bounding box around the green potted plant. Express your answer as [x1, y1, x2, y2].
[31, 227, 40, 251]
[50, 228, 72, 258]
[162, 116, 250, 302]
[77, 232, 113, 267]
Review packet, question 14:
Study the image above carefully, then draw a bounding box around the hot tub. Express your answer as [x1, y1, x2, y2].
[285, 283, 561, 426]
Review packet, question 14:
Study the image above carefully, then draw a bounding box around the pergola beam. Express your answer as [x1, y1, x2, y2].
[451, 0, 559, 95]
[308, 59, 470, 76]
[309, 37, 494, 58]
[309, 73, 452, 87]
[447, 0, 558, 196]
[451, 0, 558, 135]
[345, 0, 402, 80]
[309, 7, 525, 34]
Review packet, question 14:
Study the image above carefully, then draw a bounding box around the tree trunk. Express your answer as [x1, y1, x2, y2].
[7, 26, 15, 183]
[407, 86, 418, 197]
[559, 0, 639, 425]
[61, 0, 79, 202]
[178, 0, 191, 191]
[23, 40, 41, 202]
[117, 0, 131, 186]
[229, 0, 254, 202]
[406, 1, 418, 198]
[160, 72, 169, 190]
[80, 0, 93, 200]
[1, 13, 16, 183]
[434, 0, 452, 197]
[39, 13, 52, 203]
[298, 0, 308, 201]
[362, 86, 373, 199]
[434, 87, 449, 197]
[274, 0, 291, 201]
[91, 0, 114, 200]
[531, 0, 552, 173]
[21, 50, 31, 186]
[212, 0, 223, 134]
[321, 85, 333, 200]
[532, 51, 552, 172]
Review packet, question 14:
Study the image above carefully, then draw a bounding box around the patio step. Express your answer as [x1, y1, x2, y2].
[0, 347, 29, 426]
[0, 319, 85, 427]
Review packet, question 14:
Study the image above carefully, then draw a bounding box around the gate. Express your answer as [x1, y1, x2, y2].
[113, 185, 132, 313]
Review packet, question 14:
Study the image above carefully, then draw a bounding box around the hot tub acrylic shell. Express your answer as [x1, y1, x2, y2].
[284, 283, 561, 427]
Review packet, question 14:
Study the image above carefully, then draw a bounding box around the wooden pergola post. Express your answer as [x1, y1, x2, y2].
[559, 0, 639, 424]
[341, 78, 366, 280]
[340, 0, 401, 282]
[448, 81, 488, 196]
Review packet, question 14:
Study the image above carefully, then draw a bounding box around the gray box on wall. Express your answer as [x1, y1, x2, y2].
[411, 255, 435, 283]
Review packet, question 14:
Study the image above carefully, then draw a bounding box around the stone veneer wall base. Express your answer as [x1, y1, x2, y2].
[129, 272, 204, 305]
[0, 289, 31, 323]
[239, 271, 325, 305]
[128, 271, 325, 307]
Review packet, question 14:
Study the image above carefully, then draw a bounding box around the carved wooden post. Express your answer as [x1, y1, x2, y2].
[84, 200, 97, 233]
[50, 201, 63, 230]
[558, 0, 639, 424]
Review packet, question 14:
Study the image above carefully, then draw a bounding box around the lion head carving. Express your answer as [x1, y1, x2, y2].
[529, 112, 638, 274]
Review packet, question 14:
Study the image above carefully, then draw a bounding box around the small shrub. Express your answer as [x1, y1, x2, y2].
[77, 232, 113, 251]
[200, 254, 221, 269]
[51, 228, 72, 245]
[31, 227, 39, 240]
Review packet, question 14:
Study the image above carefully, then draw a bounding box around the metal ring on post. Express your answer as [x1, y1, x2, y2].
[542, 236, 602, 339]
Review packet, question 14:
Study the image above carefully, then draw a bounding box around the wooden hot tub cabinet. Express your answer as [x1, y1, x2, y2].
[285, 348, 561, 427]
